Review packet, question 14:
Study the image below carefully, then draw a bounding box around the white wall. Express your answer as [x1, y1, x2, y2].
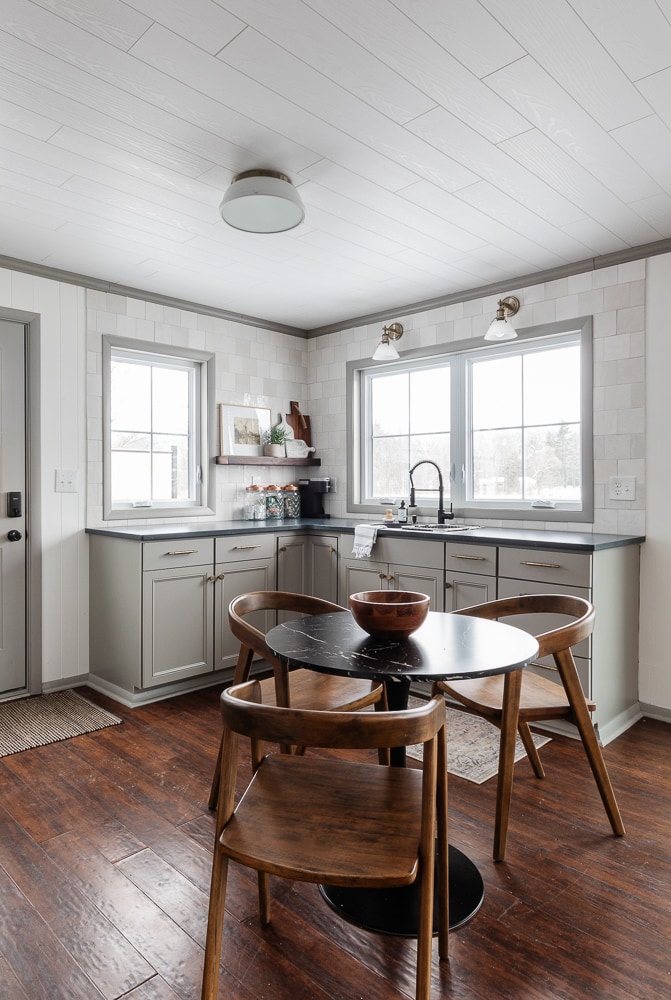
[309, 262, 646, 537]
[0, 268, 88, 687]
[640, 254, 671, 716]
[85, 289, 310, 527]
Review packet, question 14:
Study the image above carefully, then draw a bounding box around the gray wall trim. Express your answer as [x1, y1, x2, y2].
[4, 236, 671, 342]
[639, 703, 671, 724]
[0, 255, 305, 338]
[308, 238, 671, 338]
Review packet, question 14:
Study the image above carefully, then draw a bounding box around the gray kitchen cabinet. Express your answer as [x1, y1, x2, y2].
[214, 534, 275, 670]
[444, 543, 497, 610]
[340, 537, 444, 612]
[276, 532, 339, 617]
[497, 544, 640, 744]
[89, 532, 274, 702]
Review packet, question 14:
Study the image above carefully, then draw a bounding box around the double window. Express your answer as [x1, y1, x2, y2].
[349, 319, 592, 522]
[102, 337, 215, 519]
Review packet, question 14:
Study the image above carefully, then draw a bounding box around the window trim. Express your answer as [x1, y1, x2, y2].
[347, 317, 593, 523]
[102, 336, 216, 520]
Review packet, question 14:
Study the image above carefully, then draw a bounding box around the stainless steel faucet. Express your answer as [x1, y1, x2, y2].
[409, 460, 454, 523]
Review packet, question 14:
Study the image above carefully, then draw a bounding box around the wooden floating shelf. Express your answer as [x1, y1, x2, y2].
[215, 456, 321, 466]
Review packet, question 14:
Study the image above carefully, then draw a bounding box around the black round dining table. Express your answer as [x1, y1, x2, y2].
[265, 610, 539, 936]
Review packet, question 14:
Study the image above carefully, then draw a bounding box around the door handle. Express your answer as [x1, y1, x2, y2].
[8, 529, 22, 541]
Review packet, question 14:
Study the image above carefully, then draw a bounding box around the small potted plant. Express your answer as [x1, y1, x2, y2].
[263, 424, 288, 458]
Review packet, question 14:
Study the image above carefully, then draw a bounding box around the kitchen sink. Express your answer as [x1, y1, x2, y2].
[374, 522, 480, 533]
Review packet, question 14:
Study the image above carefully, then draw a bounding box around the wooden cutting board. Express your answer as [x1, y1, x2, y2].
[286, 401, 312, 447]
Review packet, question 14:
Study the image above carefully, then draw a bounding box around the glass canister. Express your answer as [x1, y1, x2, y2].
[244, 484, 267, 520]
[265, 484, 284, 519]
[282, 483, 301, 519]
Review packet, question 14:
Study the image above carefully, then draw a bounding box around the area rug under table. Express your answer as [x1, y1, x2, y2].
[406, 698, 551, 784]
[0, 689, 122, 757]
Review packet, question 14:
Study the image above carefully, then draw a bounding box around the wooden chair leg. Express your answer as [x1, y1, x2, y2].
[518, 721, 546, 779]
[493, 668, 523, 862]
[201, 851, 230, 1000]
[209, 646, 255, 809]
[556, 650, 625, 837]
[436, 722, 449, 961]
[258, 871, 271, 924]
[208, 731, 224, 810]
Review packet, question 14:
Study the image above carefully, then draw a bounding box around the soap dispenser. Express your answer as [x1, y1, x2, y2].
[397, 500, 408, 523]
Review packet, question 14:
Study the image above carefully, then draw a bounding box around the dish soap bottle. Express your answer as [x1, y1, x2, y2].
[397, 500, 407, 523]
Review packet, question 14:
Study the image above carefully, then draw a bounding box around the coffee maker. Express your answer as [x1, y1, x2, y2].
[298, 477, 332, 517]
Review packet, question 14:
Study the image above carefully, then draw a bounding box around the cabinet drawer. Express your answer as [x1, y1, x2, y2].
[445, 544, 496, 577]
[216, 533, 275, 563]
[498, 547, 591, 589]
[383, 537, 444, 571]
[143, 538, 213, 571]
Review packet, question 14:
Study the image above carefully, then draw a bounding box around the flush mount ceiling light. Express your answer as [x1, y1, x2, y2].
[219, 169, 305, 233]
[484, 295, 521, 341]
[372, 322, 404, 361]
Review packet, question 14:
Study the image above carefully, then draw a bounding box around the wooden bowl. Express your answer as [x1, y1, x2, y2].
[349, 590, 430, 640]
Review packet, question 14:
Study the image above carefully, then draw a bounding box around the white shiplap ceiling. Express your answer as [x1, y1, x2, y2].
[2, 0, 671, 333]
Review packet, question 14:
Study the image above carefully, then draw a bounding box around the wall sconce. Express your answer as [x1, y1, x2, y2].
[372, 322, 404, 361]
[484, 296, 521, 341]
[219, 169, 305, 233]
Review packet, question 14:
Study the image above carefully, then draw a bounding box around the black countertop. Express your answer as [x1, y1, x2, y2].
[86, 517, 644, 553]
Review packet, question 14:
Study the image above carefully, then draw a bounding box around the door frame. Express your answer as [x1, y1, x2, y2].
[0, 307, 42, 695]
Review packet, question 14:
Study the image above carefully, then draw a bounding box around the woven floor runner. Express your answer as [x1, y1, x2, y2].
[0, 689, 122, 757]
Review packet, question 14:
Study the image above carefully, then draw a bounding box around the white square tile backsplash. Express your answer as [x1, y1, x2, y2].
[86, 261, 646, 535]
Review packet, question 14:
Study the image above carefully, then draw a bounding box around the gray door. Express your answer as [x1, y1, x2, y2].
[0, 321, 26, 695]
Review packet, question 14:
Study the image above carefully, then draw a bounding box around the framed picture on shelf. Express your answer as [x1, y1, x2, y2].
[219, 404, 271, 457]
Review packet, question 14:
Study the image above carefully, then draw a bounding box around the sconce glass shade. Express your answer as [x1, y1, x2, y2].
[484, 316, 518, 340]
[372, 322, 404, 361]
[220, 170, 305, 233]
[372, 339, 400, 361]
[483, 295, 521, 341]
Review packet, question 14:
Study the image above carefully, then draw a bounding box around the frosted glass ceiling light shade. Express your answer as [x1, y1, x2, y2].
[220, 170, 305, 233]
[484, 295, 521, 341]
[372, 322, 404, 361]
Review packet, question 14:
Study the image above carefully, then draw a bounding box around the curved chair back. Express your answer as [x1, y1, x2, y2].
[454, 593, 595, 661]
[228, 590, 346, 665]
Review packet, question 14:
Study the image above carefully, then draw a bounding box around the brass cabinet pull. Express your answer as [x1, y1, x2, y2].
[328, 546, 335, 554]
[379, 572, 386, 580]
[166, 548, 198, 556]
[451, 553, 486, 561]
[520, 560, 561, 569]
[387, 574, 394, 582]
[217, 573, 225, 581]
[445, 582, 452, 589]
[208, 575, 216, 583]
[232, 544, 261, 550]
[279, 546, 287, 552]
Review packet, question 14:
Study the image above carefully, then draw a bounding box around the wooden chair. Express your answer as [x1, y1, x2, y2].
[201, 681, 449, 1000]
[433, 594, 625, 861]
[208, 591, 387, 808]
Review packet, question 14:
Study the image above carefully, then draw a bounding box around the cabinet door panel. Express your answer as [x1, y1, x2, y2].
[445, 572, 496, 611]
[142, 567, 213, 687]
[392, 565, 443, 612]
[340, 558, 389, 599]
[309, 535, 339, 604]
[215, 560, 274, 671]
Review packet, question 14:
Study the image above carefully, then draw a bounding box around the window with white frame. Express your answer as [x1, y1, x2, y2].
[349, 320, 593, 522]
[103, 337, 215, 519]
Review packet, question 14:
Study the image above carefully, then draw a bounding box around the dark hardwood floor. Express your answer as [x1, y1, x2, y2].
[0, 684, 669, 999]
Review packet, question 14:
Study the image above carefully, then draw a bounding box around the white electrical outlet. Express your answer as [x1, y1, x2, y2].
[608, 475, 636, 501]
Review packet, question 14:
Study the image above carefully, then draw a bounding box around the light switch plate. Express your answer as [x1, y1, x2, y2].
[55, 469, 78, 493]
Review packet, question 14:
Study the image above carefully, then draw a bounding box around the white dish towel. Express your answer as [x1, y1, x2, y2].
[352, 524, 378, 559]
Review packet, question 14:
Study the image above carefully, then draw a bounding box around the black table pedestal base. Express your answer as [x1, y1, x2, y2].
[319, 844, 483, 936]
